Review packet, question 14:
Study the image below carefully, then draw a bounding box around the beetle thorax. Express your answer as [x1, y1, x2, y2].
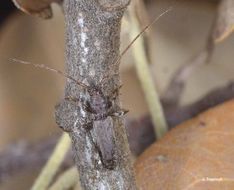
[88, 88, 111, 114]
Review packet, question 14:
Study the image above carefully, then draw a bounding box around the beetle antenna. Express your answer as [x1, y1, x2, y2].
[114, 6, 173, 65]
[10, 58, 88, 88]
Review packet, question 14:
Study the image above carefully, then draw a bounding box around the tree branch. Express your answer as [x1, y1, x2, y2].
[55, 0, 136, 189]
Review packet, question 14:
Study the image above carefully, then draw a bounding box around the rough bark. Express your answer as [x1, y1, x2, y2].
[55, 0, 136, 189]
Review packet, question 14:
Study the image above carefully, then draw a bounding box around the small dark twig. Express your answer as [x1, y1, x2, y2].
[162, 36, 214, 107]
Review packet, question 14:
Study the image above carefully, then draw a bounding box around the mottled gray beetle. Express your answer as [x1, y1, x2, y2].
[65, 79, 128, 169]
[11, 6, 172, 169]
[11, 58, 127, 169]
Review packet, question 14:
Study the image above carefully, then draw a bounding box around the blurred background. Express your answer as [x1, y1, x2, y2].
[0, 0, 233, 189]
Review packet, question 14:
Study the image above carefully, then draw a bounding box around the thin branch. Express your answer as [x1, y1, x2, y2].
[127, 4, 169, 139]
[114, 6, 172, 66]
[31, 133, 71, 190]
[48, 167, 78, 190]
[162, 16, 215, 107]
[162, 40, 213, 107]
[0, 133, 72, 183]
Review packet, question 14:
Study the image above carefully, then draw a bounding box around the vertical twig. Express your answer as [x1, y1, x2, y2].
[31, 133, 71, 190]
[128, 4, 169, 139]
[55, 0, 136, 189]
[48, 167, 79, 190]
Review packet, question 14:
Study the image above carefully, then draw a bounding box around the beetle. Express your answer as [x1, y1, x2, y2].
[11, 58, 127, 169]
[10, 6, 172, 169]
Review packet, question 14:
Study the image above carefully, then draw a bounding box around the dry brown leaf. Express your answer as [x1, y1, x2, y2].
[12, 0, 60, 19]
[213, 0, 234, 43]
[135, 100, 234, 190]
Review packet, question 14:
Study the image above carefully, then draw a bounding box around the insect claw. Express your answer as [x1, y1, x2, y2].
[112, 109, 129, 117]
[110, 84, 123, 100]
[123, 109, 129, 114]
[118, 84, 123, 89]
[65, 96, 80, 103]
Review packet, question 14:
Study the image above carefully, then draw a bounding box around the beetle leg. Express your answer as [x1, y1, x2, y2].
[110, 85, 122, 101]
[64, 96, 80, 103]
[110, 108, 128, 118]
[82, 100, 94, 113]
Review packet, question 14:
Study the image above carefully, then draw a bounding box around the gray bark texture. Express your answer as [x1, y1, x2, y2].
[55, 0, 137, 189]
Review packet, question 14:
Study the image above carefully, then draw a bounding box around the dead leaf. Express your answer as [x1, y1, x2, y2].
[12, 0, 59, 19]
[135, 100, 234, 190]
[213, 0, 234, 43]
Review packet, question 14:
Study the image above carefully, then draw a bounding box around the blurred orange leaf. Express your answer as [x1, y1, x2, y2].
[135, 100, 234, 190]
